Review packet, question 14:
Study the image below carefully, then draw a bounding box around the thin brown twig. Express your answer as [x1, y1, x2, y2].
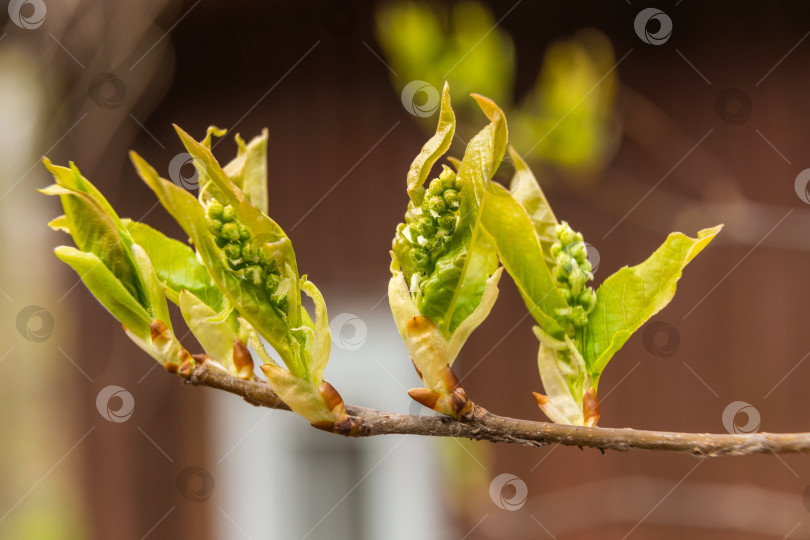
[187, 362, 810, 457]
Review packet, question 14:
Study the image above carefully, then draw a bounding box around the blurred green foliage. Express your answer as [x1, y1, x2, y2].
[513, 30, 619, 175]
[375, 2, 620, 180]
[375, 1, 515, 108]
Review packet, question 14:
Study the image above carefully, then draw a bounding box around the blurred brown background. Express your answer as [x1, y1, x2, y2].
[3, 1, 810, 539]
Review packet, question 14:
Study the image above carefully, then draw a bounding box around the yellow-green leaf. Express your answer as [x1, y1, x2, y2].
[406, 82, 455, 205]
[480, 182, 567, 337]
[583, 225, 723, 386]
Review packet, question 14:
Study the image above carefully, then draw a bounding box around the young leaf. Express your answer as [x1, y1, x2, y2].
[455, 94, 507, 218]
[42, 159, 172, 336]
[241, 318, 347, 428]
[41, 162, 140, 301]
[174, 124, 301, 317]
[446, 267, 502, 364]
[178, 289, 243, 376]
[532, 336, 587, 426]
[124, 219, 223, 311]
[583, 225, 723, 386]
[54, 246, 152, 341]
[388, 253, 420, 343]
[507, 147, 558, 265]
[300, 279, 330, 385]
[130, 150, 307, 378]
[480, 181, 566, 337]
[406, 82, 455, 205]
[261, 363, 338, 425]
[222, 130, 269, 214]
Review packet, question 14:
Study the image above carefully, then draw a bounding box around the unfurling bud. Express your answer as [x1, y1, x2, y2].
[205, 195, 288, 313]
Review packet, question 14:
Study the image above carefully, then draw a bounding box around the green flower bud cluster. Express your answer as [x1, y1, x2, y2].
[206, 198, 288, 314]
[395, 166, 461, 290]
[551, 221, 596, 333]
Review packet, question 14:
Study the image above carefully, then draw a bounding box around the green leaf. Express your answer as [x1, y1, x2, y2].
[261, 362, 336, 425]
[41, 163, 139, 301]
[173, 125, 302, 324]
[130, 150, 306, 378]
[179, 289, 238, 374]
[455, 94, 507, 222]
[583, 225, 723, 386]
[241, 318, 340, 425]
[507, 147, 558, 265]
[406, 82, 455, 205]
[223, 130, 269, 214]
[124, 219, 222, 311]
[444, 225, 499, 333]
[480, 181, 567, 337]
[533, 334, 586, 426]
[200, 126, 228, 149]
[47, 215, 70, 233]
[42, 159, 170, 328]
[447, 267, 502, 365]
[54, 246, 152, 341]
[300, 279, 330, 384]
[388, 253, 420, 343]
[129, 242, 173, 330]
[425, 94, 506, 336]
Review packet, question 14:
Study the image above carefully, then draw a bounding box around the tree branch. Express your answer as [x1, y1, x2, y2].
[187, 362, 810, 457]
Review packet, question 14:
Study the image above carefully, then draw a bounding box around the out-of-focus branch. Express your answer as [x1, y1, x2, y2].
[188, 362, 810, 457]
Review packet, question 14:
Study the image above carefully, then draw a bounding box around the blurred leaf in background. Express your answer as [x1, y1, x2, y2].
[375, 1, 515, 114]
[513, 29, 620, 178]
[375, 2, 620, 181]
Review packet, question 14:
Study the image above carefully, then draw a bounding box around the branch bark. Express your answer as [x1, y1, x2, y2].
[187, 362, 810, 457]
